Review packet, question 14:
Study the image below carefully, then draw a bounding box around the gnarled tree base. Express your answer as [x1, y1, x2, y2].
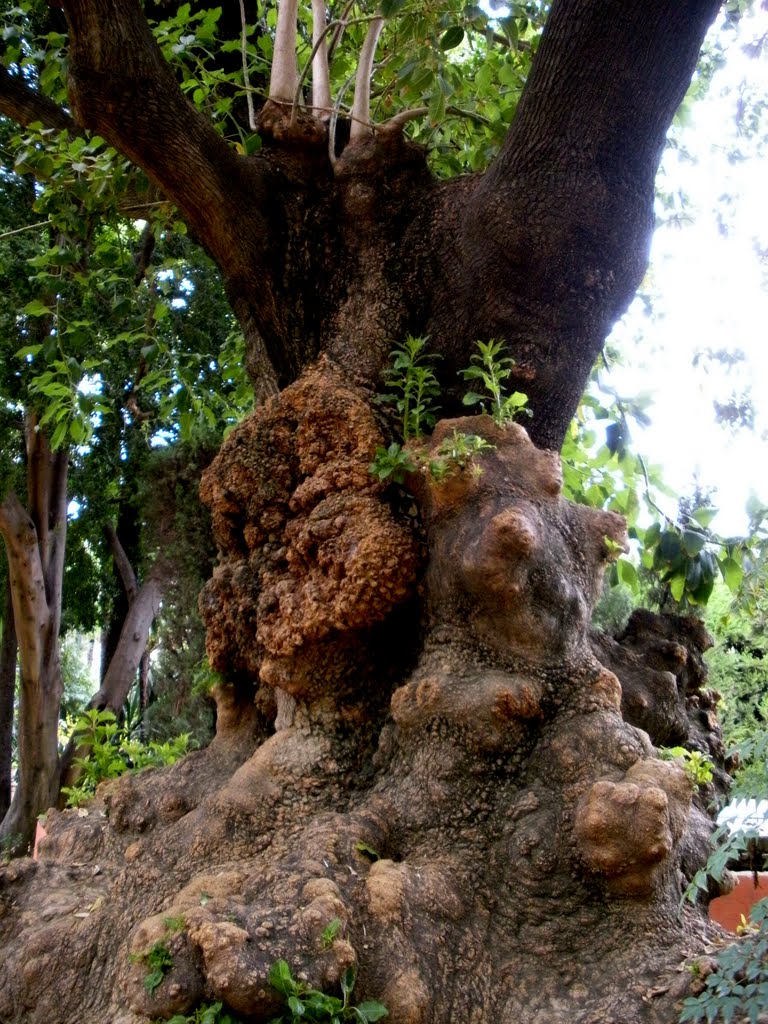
[0, 364, 730, 1024]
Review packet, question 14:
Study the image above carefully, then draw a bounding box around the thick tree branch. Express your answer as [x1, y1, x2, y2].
[105, 523, 138, 603]
[269, 0, 299, 104]
[60, 0, 275, 288]
[349, 16, 384, 142]
[311, 0, 332, 118]
[89, 570, 164, 715]
[0, 65, 77, 133]
[0, 491, 49, 675]
[443, 0, 722, 448]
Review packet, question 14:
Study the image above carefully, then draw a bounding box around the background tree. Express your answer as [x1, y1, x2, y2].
[0, 7, 249, 848]
[0, 2, 752, 1023]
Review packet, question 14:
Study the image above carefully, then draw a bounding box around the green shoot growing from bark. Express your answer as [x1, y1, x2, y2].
[268, 959, 387, 1024]
[382, 335, 441, 441]
[461, 339, 531, 425]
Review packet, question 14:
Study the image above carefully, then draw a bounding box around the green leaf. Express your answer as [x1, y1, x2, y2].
[682, 529, 707, 556]
[718, 556, 743, 593]
[617, 558, 639, 590]
[690, 506, 718, 528]
[354, 1002, 389, 1022]
[380, 0, 407, 16]
[23, 299, 53, 317]
[669, 573, 686, 602]
[439, 26, 465, 50]
[354, 841, 381, 861]
[287, 995, 306, 1017]
[268, 960, 298, 997]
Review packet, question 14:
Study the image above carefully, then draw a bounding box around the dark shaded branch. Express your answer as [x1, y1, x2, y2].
[445, 0, 722, 449]
[105, 523, 138, 603]
[0, 574, 17, 822]
[0, 66, 77, 133]
[60, 0, 275, 289]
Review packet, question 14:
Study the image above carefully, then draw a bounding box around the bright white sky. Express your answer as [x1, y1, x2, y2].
[606, 7, 768, 536]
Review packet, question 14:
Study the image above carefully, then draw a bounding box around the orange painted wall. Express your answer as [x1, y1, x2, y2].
[708, 872, 768, 933]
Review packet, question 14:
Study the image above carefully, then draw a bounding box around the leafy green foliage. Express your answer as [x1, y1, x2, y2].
[60, 708, 190, 807]
[380, 336, 441, 442]
[166, 1004, 245, 1024]
[460, 339, 531, 426]
[682, 826, 760, 907]
[321, 918, 342, 949]
[428, 430, 494, 481]
[704, 581, 768, 798]
[368, 443, 418, 485]
[679, 899, 768, 1024]
[658, 746, 714, 786]
[132, 940, 174, 996]
[268, 960, 387, 1024]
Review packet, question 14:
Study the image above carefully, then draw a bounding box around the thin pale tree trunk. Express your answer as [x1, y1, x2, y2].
[0, 423, 68, 852]
[59, 528, 164, 793]
[0, 573, 18, 822]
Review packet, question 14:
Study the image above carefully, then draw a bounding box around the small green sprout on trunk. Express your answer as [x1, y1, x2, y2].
[460, 339, 531, 426]
[268, 959, 388, 1024]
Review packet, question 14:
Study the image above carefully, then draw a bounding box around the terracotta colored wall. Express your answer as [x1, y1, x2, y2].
[709, 872, 768, 933]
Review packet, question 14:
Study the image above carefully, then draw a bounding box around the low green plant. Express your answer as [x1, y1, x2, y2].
[131, 940, 174, 996]
[163, 915, 186, 933]
[428, 430, 494, 480]
[321, 918, 342, 949]
[658, 746, 714, 786]
[166, 1002, 245, 1024]
[368, 442, 418, 484]
[1, 832, 25, 862]
[460, 339, 531, 426]
[380, 335, 441, 441]
[61, 707, 191, 807]
[268, 959, 388, 1024]
[682, 825, 760, 907]
[679, 898, 768, 1024]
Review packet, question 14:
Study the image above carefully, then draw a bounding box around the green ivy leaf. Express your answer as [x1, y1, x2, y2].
[682, 529, 707, 556]
[439, 26, 465, 50]
[22, 299, 53, 317]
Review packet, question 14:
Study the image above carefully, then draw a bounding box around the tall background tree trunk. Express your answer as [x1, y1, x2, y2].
[0, 420, 67, 852]
[0, 573, 17, 822]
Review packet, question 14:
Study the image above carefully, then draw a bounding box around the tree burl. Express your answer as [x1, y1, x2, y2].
[0, 363, 727, 1023]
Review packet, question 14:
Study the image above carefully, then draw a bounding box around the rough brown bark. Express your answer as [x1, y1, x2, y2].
[0, 573, 17, 822]
[0, 2, 733, 1021]
[57, 0, 720, 448]
[0, 368, 730, 1023]
[0, 451, 67, 853]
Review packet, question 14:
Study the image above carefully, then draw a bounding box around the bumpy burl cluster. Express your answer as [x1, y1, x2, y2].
[199, 357, 421, 702]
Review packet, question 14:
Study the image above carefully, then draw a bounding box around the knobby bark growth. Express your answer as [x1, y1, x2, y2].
[0, 1, 733, 1022]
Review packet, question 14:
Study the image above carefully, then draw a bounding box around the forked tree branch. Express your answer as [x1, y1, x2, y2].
[311, 0, 332, 117]
[349, 15, 384, 142]
[0, 65, 77, 133]
[60, 0, 275, 290]
[268, 0, 299, 103]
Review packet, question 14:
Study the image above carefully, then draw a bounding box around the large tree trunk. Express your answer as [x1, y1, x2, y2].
[0, 422, 67, 853]
[0, 573, 17, 822]
[0, 1, 732, 1022]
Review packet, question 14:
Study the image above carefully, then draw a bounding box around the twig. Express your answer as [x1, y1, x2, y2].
[238, 0, 258, 129]
[0, 220, 50, 240]
[349, 16, 384, 142]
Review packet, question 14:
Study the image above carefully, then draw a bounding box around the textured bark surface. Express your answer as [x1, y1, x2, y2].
[0, 429, 68, 852]
[49, 0, 722, 449]
[0, 0, 732, 1019]
[0, 368, 730, 1023]
[0, 575, 17, 822]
